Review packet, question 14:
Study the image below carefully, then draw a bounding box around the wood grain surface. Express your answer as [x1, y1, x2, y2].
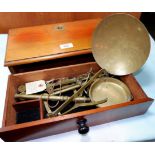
[0, 99, 153, 142]
[4, 12, 141, 67]
[5, 18, 101, 64]
[0, 62, 153, 141]
[0, 12, 141, 34]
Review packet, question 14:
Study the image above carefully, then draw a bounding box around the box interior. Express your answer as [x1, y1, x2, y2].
[3, 62, 148, 126]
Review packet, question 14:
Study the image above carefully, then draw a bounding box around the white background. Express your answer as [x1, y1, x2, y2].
[0, 0, 154, 12]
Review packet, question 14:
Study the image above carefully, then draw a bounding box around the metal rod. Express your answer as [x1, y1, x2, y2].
[15, 94, 91, 102]
[43, 101, 53, 116]
[46, 72, 92, 87]
[54, 78, 77, 86]
[53, 83, 76, 92]
[62, 98, 108, 115]
[52, 84, 81, 95]
[52, 69, 103, 116]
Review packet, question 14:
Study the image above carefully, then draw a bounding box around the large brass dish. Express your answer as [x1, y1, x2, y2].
[92, 14, 150, 75]
[89, 77, 132, 107]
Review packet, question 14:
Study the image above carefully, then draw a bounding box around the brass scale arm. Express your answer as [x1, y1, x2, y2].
[15, 69, 108, 117]
[50, 69, 107, 116]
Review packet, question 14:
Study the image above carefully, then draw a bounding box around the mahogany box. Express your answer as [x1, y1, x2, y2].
[0, 12, 153, 142]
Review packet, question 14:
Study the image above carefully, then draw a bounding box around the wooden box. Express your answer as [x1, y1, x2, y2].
[0, 62, 153, 141]
[4, 18, 101, 73]
[0, 13, 153, 142]
[4, 13, 141, 74]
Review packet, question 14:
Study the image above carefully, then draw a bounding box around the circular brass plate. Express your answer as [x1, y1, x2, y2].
[92, 14, 150, 75]
[89, 77, 132, 107]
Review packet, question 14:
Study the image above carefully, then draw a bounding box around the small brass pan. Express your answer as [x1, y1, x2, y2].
[89, 77, 132, 107]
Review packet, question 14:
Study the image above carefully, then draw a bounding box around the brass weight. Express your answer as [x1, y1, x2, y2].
[17, 85, 26, 93]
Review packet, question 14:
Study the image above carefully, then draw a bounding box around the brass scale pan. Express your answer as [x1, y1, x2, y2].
[90, 14, 150, 107]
